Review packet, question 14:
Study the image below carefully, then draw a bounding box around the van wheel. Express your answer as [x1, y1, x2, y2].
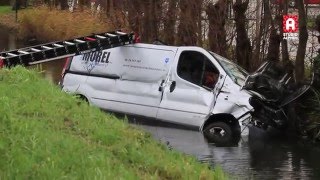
[203, 122, 233, 144]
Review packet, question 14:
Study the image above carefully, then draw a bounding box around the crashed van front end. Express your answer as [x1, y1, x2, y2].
[212, 56, 312, 139]
[242, 61, 311, 131]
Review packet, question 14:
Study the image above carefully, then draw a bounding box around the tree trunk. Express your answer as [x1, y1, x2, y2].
[140, 0, 159, 43]
[281, 1, 289, 63]
[59, 0, 68, 10]
[102, 0, 111, 17]
[111, 0, 123, 12]
[316, 15, 320, 88]
[295, 0, 308, 82]
[267, 28, 281, 61]
[194, 0, 204, 46]
[233, 0, 251, 70]
[265, 0, 281, 62]
[108, 0, 125, 28]
[252, 0, 262, 69]
[316, 15, 320, 34]
[127, 0, 142, 33]
[206, 0, 227, 57]
[177, 0, 198, 46]
[78, 0, 86, 11]
[163, 0, 178, 44]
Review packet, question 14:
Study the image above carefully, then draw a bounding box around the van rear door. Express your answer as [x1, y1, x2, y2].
[156, 47, 226, 127]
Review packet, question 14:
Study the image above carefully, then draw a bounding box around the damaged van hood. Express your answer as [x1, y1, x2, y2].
[242, 61, 312, 107]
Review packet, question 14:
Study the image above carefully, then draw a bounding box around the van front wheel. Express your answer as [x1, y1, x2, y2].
[203, 122, 233, 144]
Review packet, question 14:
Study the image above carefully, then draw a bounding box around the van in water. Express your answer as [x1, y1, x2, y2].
[60, 43, 308, 144]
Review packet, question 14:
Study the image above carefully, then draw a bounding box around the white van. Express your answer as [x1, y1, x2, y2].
[60, 43, 293, 144]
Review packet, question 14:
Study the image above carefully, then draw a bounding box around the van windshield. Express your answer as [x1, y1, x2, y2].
[209, 52, 248, 86]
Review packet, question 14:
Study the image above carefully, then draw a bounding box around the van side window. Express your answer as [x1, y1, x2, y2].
[177, 51, 219, 89]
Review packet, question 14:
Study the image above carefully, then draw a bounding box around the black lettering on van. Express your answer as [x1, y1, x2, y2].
[105, 52, 110, 63]
[101, 52, 106, 63]
[83, 53, 90, 62]
[90, 52, 96, 62]
[82, 51, 110, 64]
[95, 51, 102, 63]
[101, 52, 110, 63]
[82, 52, 93, 62]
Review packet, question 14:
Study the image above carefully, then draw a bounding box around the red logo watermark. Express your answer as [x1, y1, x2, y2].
[283, 15, 299, 40]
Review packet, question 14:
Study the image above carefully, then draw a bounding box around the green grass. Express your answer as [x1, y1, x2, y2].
[0, 67, 226, 179]
[0, 6, 12, 15]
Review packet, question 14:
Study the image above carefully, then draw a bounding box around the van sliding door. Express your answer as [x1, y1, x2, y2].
[86, 46, 176, 118]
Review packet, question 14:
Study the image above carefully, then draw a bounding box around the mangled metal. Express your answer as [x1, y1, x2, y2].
[243, 61, 312, 130]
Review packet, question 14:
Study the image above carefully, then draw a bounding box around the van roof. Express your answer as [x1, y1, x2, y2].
[126, 43, 179, 52]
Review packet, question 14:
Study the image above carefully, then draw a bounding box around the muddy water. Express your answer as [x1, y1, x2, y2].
[1, 29, 320, 179]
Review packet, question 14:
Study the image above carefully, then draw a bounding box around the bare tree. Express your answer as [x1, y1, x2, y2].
[78, 0, 88, 11]
[59, 0, 68, 10]
[252, 0, 263, 68]
[264, 0, 281, 62]
[141, 0, 160, 42]
[233, 0, 251, 70]
[295, 0, 308, 82]
[280, 0, 289, 63]
[194, 0, 204, 46]
[206, 0, 228, 57]
[163, 0, 178, 44]
[177, 0, 199, 46]
[127, 0, 142, 33]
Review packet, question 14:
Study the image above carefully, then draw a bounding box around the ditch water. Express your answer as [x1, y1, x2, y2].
[1, 28, 320, 179]
[0, 27, 65, 84]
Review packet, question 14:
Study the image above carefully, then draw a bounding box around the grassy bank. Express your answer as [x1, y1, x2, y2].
[0, 67, 226, 179]
[17, 7, 114, 42]
[0, 6, 11, 14]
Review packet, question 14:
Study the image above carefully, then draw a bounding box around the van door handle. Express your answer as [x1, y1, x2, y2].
[170, 81, 176, 92]
[158, 80, 165, 91]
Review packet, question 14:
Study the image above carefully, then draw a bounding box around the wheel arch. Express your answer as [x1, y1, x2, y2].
[201, 113, 240, 131]
[75, 93, 89, 103]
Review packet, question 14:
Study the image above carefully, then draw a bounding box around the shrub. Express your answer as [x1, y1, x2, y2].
[18, 6, 114, 42]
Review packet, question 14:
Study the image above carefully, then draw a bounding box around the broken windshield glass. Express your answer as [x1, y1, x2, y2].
[209, 52, 248, 86]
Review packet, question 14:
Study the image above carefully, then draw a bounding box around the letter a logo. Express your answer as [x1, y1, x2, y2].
[286, 18, 295, 31]
[283, 15, 299, 33]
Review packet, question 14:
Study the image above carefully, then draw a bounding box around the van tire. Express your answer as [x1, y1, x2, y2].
[203, 122, 233, 144]
[232, 124, 241, 137]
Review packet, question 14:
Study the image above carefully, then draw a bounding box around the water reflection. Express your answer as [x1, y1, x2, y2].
[247, 137, 320, 179]
[137, 122, 320, 179]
